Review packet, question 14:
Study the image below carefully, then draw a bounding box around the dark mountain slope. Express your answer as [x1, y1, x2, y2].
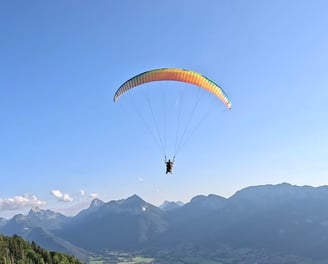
[59, 194, 167, 251]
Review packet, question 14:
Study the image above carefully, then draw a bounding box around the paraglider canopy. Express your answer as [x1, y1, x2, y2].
[113, 68, 232, 110]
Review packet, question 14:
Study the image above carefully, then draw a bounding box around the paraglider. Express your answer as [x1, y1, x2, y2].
[113, 68, 232, 109]
[165, 157, 174, 174]
[113, 68, 231, 174]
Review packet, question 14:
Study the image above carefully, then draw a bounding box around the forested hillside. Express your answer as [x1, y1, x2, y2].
[0, 234, 83, 264]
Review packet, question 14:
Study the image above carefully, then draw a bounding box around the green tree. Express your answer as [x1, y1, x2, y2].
[0, 234, 84, 264]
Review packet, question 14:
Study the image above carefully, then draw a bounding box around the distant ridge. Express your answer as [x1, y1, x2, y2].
[159, 200, 184, 211]
[1, 183, 328, 262]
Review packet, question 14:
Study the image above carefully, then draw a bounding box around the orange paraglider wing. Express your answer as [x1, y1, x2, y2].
[113, 68, 232, 109]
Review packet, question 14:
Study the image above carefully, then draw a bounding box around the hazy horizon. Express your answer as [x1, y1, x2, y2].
[2, 181, 328, 219]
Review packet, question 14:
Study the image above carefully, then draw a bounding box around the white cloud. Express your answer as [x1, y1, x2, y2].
[50, 190, 73, 202]
[138, 177, 144, 182]
[51, 190, 62, 198]
[0, 194, 46, 211]
[80, 189, 85, 196]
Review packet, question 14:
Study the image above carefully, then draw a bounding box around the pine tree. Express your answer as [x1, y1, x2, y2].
[0, 234, 84, 264]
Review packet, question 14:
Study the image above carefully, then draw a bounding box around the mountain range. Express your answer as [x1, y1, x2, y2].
[1, 182, 328, 262]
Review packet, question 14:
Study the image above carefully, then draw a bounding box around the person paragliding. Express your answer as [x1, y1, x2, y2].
[113, 68, 232, 174]
[165, 157, 174, 174]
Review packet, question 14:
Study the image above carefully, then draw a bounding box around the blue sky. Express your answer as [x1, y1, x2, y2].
[1, 1, 327, 218]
